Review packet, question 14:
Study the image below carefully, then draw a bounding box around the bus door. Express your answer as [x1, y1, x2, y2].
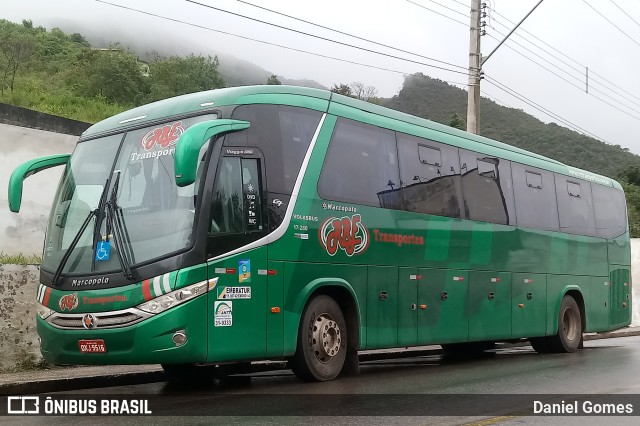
[206, 149, 269, 362]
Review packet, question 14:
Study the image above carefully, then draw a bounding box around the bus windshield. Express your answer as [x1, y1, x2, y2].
[42, 115, 214, 276]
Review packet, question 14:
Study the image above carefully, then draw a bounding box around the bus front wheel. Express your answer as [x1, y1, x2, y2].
[291, 295, 347, 382]
[530, 295, 582, 353]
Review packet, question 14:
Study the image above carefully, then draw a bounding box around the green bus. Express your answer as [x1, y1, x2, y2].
[8, 85, 631, 382]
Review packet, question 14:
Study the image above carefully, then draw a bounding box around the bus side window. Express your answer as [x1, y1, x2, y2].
[318, 118, 400, 209]
[397, 133, 462, 218]
[512, 164, 559, 231]
[555, 175, 596, 236]
[459, 149, 513, 225]
[592, 184, 627, 239]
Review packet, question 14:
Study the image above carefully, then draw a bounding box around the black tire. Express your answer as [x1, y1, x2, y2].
[291, 295, 347, 382]
[530, 295, 582, 353]
[528, 336, 551, 353]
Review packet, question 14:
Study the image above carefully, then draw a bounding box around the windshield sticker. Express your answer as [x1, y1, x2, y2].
[319, 214, 369, 257]
[214, 301, 233, 327]
[130, 121, 185, 162]
[142, 121, 184, 151]
[95, 241, 111, 262]
[217, 286, 251, 300]
[239, 259, 251, 283]
[59, 293, 79, 311]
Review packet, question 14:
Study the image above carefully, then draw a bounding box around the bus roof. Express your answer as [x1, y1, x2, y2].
[81, 85, 620, 190]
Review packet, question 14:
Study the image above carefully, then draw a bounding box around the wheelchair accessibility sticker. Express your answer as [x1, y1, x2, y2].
[95, 241, 111, 261]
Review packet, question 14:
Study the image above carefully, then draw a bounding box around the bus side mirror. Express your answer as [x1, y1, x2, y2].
[8, 154, 70, 213]
[174, 119, 250, 187]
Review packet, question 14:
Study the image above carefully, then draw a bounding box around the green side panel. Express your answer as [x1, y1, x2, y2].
[207, 247, 268, 362]
[546, 276, 587, 335]
[38, 296, 208, 365]
[266, 261, 284, 357]
[281, 262, 366, 355]
[511, 273, 547, 338]
[397, 268, 418, 347]
[366, 266, 398, 349]
[468, 271, 511, 341]
[175, 263, 208, 290]
[586, 276, 610, 332]
[608, 233, 631, 266]
[610, 267, 631, 327]
[417, 269, 468, 344]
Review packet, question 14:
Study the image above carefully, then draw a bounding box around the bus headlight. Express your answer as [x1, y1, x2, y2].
[137, 280, 209, 314]
[37, 303, 54, 320]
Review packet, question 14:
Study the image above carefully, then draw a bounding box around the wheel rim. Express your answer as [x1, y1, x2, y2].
[310, 313, 342, 363]
[562, 307, 580, 342]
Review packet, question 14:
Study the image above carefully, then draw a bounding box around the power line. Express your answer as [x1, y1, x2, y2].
[486, 34, 582, 91]
[487, 25, 640, 114]
[582, 0, 640, 49]
[480, 89, 518, 110]
[94, 1, 463, 79]
[403, 0, 469, 26]
[185, 0, 470, 76]
[484, 76, 612, 144]
[424, 0, 470, 18]
[489, 9, 640, 107]
[450, 0, 471, 11]
[609, 0, 640, 31]
[230, 0, 467, 71]
[486, 33, 640, 120]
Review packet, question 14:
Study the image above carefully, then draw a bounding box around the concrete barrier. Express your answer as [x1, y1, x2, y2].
[0, 264, 39, 371]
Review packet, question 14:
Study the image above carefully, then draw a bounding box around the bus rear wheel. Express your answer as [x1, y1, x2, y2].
[291, 295, 347, 382]
[530, 295, 582, 353]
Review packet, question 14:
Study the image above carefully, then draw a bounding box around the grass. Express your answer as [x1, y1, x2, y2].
[0, 74, 130, 123]
[0, 252, 42, 265]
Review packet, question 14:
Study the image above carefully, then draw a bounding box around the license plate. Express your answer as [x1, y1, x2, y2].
[78, 339, 106, 353]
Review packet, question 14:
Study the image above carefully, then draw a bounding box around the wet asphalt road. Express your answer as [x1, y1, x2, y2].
[6, 336, 640, 425]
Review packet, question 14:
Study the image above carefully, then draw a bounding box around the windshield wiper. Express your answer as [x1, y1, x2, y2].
[52, 176, 112, 286]
[105, 171, 135, 279]
[51, 208, 97, 286]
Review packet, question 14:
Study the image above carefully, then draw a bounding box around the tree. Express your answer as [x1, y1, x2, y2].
[148, 54, 224, 101]
[331, 83, 352, 97]
[266, 74, 281, 85]
[0, 29, 36, 93]
[349, 81, 378, 102]
[449, 113, 465, 130]
[71, 48, 149, 104]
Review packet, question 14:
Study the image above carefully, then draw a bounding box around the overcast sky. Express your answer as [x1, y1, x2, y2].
[3, 0, 640, 154]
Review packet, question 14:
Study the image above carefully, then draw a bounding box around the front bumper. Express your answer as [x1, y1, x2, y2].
[38, 296, 208, 365]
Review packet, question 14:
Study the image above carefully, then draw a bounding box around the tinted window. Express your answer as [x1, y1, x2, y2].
[227, 104, 322, 195]
[555, 175, 596, 236]
[592, 184, 627, 238]
[318, 119, 400, 208]
[512, 164, 559, 231]
[397, 133, 462, 218]
[460, 150, 514, 225]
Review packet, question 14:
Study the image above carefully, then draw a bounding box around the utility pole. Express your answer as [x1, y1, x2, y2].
[466, 0, 544, 135]
[466, 0, 482, 134]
